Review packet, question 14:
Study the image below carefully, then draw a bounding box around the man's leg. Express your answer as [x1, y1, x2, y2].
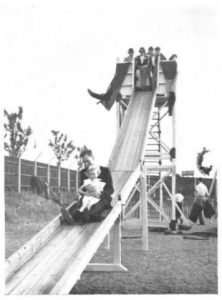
[89, 200, 107, 222]
[136, 69, 141, 88]
[198, 209, 205, 225]
[87, 89, 105, 101]
[60, 207, 75, 225]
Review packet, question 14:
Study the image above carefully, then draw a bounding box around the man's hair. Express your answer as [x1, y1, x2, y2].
[148, 46, 154, 51]
[198, 177, 203, 182]
[80, 149, 94, 158]
[139, 47, 145, 52]
[155, 46, 160, 51]
[128, 48, 134, 53]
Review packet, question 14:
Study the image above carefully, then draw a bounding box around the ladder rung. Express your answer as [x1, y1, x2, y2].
[145, 160, 160, 163]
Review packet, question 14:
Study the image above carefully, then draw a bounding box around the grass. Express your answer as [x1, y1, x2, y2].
[5, 191, 217, 294]
[5, 191, 74, 258]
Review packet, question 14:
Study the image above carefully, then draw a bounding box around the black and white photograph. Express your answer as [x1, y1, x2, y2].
[1, 0, 220, 296]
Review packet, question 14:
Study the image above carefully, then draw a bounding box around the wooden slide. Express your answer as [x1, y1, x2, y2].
[5, 91, 156, 295]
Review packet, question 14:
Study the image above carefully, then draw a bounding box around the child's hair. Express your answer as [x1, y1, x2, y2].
[86, 164, 100, 176]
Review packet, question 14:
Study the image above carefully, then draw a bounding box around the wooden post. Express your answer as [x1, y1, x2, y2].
[47, 164, 50, 196]
[34, 161, 37, 176]
[171, 97, 176, 221]
[140, 163, 148, 251]
[112, 195, 122, 264]
[47, 156, 54, 196]
[194, 174, 196, 197]
[58, 164, 61, 190]
[34, 152, 42, 176]
[104, 233, 110, 250]
[58, 164, 62, 204]
[67, 169, 70, 191]
[75, 170, 79, 197]
[18, 157, 21, 194]
[112, 215, 121, 264]
[158, 108, 163, 222]
[208, 170, 217, 198]
[159, 177, 163, 222]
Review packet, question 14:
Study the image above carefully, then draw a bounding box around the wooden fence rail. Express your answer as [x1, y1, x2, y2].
[4, 156, 78, 194]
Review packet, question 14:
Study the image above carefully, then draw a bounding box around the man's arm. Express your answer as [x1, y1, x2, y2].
[79, 183, 90, 197]
[101, 168, 114, 199]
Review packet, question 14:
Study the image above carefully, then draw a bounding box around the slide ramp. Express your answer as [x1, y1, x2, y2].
[5, 91, 156, 294]
[6, 202, 122, 294]
[110, 91, 156, 198]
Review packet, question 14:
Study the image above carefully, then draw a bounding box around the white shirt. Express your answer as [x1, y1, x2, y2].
[83, 178, 105, 194]
[175, 193, 184, 203]
[195, 182, 209, 197]
[140, 55, 145, 64]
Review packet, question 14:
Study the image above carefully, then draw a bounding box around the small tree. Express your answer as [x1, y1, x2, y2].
[4, 106, 33, 158]
[49, 130, 80, 203]
[48, 130, 77, 167]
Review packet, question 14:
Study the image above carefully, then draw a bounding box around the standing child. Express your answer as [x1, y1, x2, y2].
[175, 190, 184, 225]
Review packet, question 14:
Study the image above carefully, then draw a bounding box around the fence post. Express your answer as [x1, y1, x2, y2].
[67, 168, 70, 191]
[47, 164, 50, 195]
[47, 156, 54, 195]
[34, 152, 42, 176]
[18, 157, 21, 194]
[58, 164, 61, 190]
[76, 170, 79, 196]
[58, 163, 62, 204]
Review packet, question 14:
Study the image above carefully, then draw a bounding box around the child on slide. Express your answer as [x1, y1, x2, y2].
[77, 164, 105, 212]
[61, 165, 105, 224]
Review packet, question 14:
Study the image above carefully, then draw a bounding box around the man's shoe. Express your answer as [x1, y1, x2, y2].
[60, 208, 75, 225]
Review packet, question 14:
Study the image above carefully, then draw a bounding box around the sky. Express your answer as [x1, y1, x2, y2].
[0, 0, 221, 176]
[0, 0, 222, 296]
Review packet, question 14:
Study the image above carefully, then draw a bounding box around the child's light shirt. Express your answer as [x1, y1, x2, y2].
[83, 178, 105, 194]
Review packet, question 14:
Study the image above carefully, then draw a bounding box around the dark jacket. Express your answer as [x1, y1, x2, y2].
[135, 55, 149, 68]
[154, 53, 166, 64]
[79, 166, 114, 206]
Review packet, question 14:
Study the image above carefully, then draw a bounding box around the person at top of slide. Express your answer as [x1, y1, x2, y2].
[154, 46, 166, 64]
[124, 48, 134, 62]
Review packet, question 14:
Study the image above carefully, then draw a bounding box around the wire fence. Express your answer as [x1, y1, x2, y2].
[4, 156, 78, 195]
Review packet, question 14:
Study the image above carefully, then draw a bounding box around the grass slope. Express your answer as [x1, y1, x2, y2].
[5, 191, 61, 258]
